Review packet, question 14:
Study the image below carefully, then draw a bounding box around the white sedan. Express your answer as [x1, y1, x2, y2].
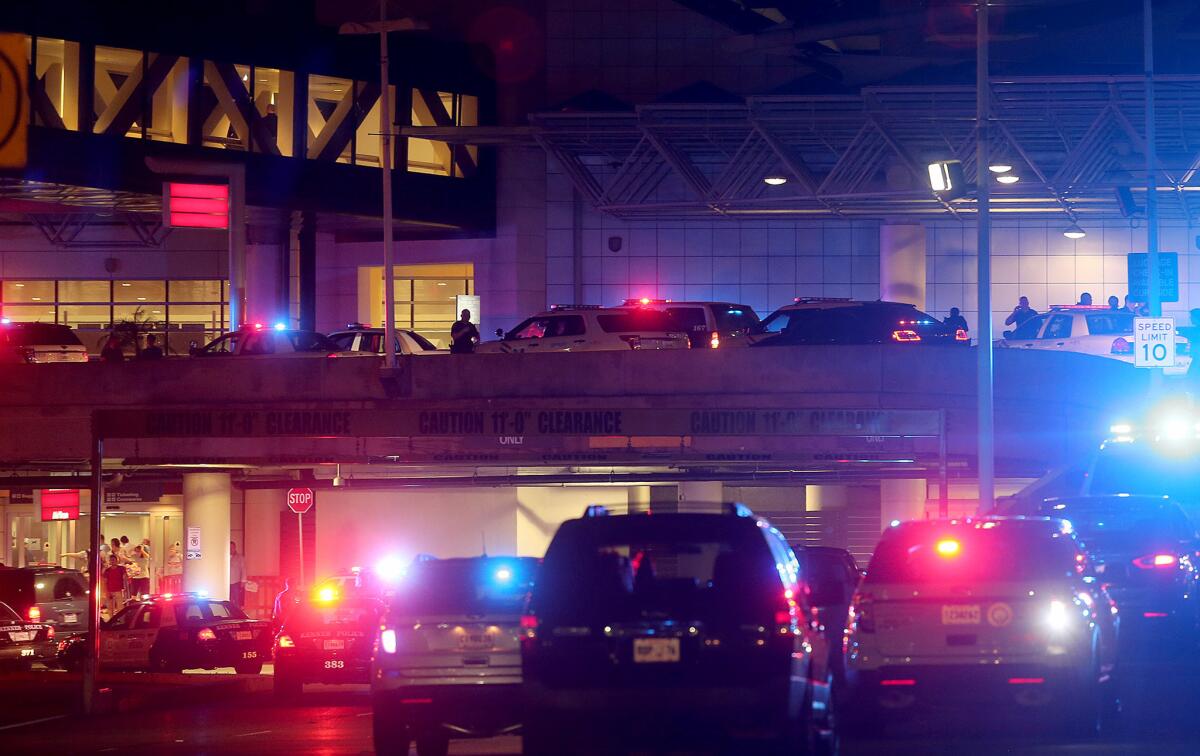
[997, 306, 1191, 374]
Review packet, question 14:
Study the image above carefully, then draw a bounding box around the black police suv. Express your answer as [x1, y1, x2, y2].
[1038, 496, 1200, 653]
[274, 594, 386, 698]
[521, 505, 835, 755]
[0, 600, 56, 670]
[0, 566, 89, 638]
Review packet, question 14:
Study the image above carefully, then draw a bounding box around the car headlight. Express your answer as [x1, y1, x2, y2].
[1045, 600, 1072, 633]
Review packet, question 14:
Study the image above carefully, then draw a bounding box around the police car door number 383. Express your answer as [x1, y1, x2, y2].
[324, 660, 345, 669]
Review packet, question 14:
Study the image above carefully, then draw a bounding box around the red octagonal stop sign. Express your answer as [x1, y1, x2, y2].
[287, 487, 315, 514]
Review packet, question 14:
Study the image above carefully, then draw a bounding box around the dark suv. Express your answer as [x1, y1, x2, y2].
[521, 505, 834, 755]
[752, 299, 966, 346]
[1036, 496, 1200, 655]
[0, 566, 89, 637]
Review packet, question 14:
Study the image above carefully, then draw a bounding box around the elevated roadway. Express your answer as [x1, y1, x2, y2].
[0, 346, 1144, 486]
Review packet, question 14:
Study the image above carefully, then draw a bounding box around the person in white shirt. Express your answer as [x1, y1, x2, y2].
[229, 541, 246, 608]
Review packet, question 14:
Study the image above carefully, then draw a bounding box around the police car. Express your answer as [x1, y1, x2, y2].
[0, 600, 55, 670]
[997, 304, 1191, 374]
[844, 518, 1118, 735]
[326, 324, 444, 355]
[476, 305, 690, 353]
[57, 593, 271, 673]
[274, 593, 386, 698]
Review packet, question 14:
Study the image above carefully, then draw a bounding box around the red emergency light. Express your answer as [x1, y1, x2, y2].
[165, 182, 229, 229]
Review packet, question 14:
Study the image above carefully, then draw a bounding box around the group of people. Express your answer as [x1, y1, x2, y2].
[1004, 291, 1151, 329]
[100, 333, 165, 362]
[97, 534, 154, 616]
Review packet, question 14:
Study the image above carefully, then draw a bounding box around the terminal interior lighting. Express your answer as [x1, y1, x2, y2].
[763, 176, 788, 186]
[995, 174, 1019, 185]
[1063, 224, 1087, 239]
[988, 162, 1014, 173]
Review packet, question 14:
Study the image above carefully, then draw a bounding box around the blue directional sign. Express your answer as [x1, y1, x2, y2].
[1127, 252, 1179, 303]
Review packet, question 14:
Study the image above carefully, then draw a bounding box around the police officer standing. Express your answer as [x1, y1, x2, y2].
[450, 309, 480, 354]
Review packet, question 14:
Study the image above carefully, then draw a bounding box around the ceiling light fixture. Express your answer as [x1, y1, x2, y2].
[988, 162, 1014, 173]
[995, 174, 1020, 184]
[1063, 224, 1086, 239]
[763, 176, 788, 186]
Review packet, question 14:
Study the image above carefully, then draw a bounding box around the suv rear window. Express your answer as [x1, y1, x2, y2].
[1039, 500, 1194, 553]
[596, 310, 681, 333]
[393, 559, 536, 616]
[866, 525, 1079, 584]
[287, 600, 382, 629]
[35, 573, 86, 602]
[2, 323, 83, 346]
[1089, 442, 1200, 503]
[174, 600, 247, 624]
[536, 517, 779, 622]
[712, 305, 759, 332]
[0, 602, 20, 622]
[665, 307, 707, 331]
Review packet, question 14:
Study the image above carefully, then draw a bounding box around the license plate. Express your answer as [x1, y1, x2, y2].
[459, 633, 494, 651]
[941, 605, 981, 625]
[64, 613, 78, 624]
[8, 631, 32, 642]
[20, 648, 34, 657]
[633, 637, 680, 663]
[235, 631, 252, 641]
[323, 639, 344, 650]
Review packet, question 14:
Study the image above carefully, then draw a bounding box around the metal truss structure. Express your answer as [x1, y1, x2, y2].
[531, 76, 1200, 223]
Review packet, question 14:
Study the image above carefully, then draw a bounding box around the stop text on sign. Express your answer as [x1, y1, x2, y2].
[286, 487, 315, 514]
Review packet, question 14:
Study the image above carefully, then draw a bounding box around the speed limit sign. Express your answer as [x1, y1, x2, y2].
[1133, 317, 1176, 369]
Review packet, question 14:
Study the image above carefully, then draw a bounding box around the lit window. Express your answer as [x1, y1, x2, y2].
[32, 37, 81, 131]
[307, 75, 354, 163]
[409, 90, 478, 178]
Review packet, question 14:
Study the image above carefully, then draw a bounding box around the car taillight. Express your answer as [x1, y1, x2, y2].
[773, 588, 799, 635]
[47, 626, 55, 640]
[1132, 553, 1179, 569]
[1111, 337, 1133, 355]
[850, 592, 875, 633]
[380, 628, 397, 654]
[891, 329, 921, 343]
[519, 614, 539, 637]
[619, 335, 642, 349]
[710, 332, 720, 349]
[28, 607, 41, 621]
[196, 627, 217, 641]
[276, 633, 295, 649]
[955, 328, 969, 342]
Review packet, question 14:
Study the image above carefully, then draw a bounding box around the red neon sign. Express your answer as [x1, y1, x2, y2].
[41, 489, 80, 521]
[165, 182, 229, 229]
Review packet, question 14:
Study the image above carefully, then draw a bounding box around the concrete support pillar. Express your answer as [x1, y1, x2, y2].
[880, 224, 927, 308]
[182, 473, 231, 600]
[880, 479, 928, 530]
[244, 489, 281, 578]
[677, 481, 724, 513]
[805, 485, 848, 512]
[245, 218, 290, 326]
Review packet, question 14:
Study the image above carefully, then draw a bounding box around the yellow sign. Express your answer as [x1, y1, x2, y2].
[0, 33, 28, 169]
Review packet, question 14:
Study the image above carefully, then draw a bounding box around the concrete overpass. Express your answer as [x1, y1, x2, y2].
[0, 345, 1143, 481]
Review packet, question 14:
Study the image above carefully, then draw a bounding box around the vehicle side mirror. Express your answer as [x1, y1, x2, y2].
[809, 577, 849, 607]
[495, 328, 505, 338]
[1002, 330, 1013, 339]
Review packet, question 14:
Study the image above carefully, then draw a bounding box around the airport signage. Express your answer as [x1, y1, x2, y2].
[40, 489, 80, 521]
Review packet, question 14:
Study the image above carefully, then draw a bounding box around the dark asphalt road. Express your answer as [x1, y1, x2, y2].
[4, 662, 1199, 754]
